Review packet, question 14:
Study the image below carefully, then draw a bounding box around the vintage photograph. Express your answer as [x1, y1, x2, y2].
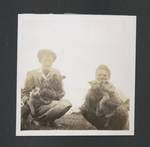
[16, 14, 136, 136]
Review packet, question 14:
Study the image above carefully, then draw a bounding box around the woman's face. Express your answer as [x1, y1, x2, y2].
[96, 69, 110, 82]
[40, 55, 54, 67]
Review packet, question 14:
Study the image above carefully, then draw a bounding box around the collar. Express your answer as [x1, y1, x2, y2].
[38, 69, 51, 80]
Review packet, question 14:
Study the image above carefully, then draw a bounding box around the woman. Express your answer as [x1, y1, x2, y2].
[21, 49, 72, 129]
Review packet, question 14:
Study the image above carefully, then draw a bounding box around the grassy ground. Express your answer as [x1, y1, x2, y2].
[23, 112, 97, 130]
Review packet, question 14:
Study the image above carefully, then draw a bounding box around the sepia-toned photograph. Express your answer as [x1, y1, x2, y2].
[16, 14, 136, 136]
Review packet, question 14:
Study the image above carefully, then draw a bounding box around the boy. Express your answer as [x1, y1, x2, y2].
[81, 64, 123, 129]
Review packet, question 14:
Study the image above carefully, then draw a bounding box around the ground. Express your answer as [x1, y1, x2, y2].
[23, 111, 97, 130]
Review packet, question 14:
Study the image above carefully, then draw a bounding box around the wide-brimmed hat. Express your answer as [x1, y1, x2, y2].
[37, 49, 56, 62]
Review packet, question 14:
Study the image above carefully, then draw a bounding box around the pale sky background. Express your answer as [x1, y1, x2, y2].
[17, 14, 136, 110]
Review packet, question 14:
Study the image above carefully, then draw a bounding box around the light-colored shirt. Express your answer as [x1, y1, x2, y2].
[23, 68, 63, 97]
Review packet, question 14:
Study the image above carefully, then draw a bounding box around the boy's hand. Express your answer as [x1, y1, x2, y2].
[105, 112, 114, 118]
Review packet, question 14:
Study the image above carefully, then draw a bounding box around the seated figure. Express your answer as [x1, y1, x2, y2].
[21, 49, 72, 129]
[81, 64, 129, 130]
[28, 73, 66, 117]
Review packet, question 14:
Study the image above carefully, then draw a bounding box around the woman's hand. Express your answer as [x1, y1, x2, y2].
[21, 96, 29, 106]
[54, 91, 65, 100]
[30, 87, 40, 98]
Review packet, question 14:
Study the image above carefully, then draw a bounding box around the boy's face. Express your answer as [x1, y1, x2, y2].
[40, 55, 54, 67]
[96, 69, 110, 82]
